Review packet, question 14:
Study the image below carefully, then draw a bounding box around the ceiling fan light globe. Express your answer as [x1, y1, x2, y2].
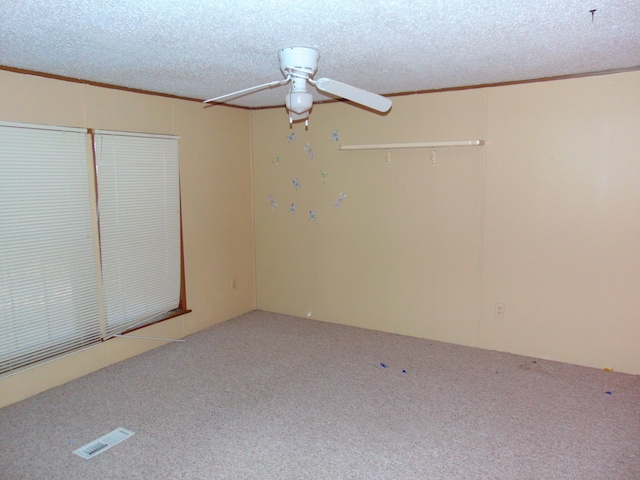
[286, 92, 313, 114]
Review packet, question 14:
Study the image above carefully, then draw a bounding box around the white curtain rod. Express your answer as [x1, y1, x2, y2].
[337, 140, 484, 151]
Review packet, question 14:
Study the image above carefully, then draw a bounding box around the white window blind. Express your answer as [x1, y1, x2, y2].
[94, 130, 181, 338]
[0, 122, 102, 375]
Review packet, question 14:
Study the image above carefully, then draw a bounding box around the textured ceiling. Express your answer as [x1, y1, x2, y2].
[1, 0, 639, 109]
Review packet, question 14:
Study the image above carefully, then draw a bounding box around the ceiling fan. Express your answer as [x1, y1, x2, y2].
[203, 47, 392, 125]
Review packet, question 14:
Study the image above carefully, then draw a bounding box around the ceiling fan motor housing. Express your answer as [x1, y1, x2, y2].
[279, 47, 319, 78]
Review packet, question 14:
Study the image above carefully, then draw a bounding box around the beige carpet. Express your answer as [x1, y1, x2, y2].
[1, 310, 638, 479]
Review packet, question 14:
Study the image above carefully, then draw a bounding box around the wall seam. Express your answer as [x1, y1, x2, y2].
[475, 88, 490, 348]
[249, 109, 258, 310]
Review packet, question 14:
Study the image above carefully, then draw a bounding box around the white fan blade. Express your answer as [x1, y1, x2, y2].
[204, 78, 290, 104]
[313, 78, 392, 113]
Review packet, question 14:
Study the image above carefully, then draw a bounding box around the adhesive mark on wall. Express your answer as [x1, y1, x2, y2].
[289, 203, 297, 214]
[309, 210, 317, 221]
[320, 169, 328, 184]
[292, 178, 301, 190]
[331, 129, 339, 142]
[334, 192, 347, 207]
[272, 154, 282, 165]
[268, 194, 278, 210]
[304, 143, 315, 159]
[288, 132, 296, 142]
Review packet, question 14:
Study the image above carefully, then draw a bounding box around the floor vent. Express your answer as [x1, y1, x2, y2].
[73, 427, 134, 459]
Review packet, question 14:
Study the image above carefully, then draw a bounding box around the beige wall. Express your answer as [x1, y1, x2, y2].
[252, 71, 640, 374]
[0, 70, 256, 408]
[480, 72, 640, 371]
[1, 68, 638, 409]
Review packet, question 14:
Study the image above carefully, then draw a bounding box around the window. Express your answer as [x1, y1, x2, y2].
[0, 122, 185, 376]
[0, 122, 102, 373]
[93, 131, 182, 338]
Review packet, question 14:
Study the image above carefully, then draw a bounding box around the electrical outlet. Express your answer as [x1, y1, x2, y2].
[495, 303, 505, 318]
